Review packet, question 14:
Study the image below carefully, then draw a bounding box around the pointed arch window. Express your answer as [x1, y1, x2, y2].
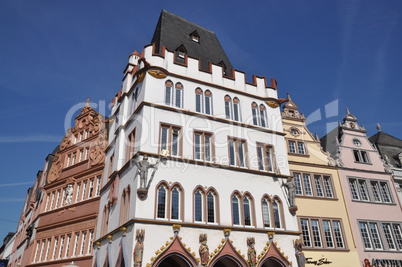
[243, 196, 252, 226]
[195, 88, 203, 113]
[251, 102, 259, 126]
[165, 80, 173, 106]
[262, 197, 271, 228]
[175, 83, 183, 108]
[157, 185, 167, 219]
[176, 44, 187, 60]
[272, 199, 282, 228]
[233, 97, 241, 122]
[207, 191, 215, 223]
[190, 30, 200, 43]
[194, 189, 203, 222]
[171, 187, 180, 220]
[224, 95, 232, 120]
[259, 104, 268, 127]
[205, 90, 212, 115]
[232, 194, 241, 225]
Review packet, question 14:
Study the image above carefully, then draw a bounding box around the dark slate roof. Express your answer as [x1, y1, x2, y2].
[369, 132, 402, 168]
[151, 10, 233, 74]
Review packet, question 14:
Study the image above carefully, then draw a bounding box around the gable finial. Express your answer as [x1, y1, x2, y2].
[376, 123, 382, 132]
[85, 97, 90, 107]
[346, 107, 350, 115]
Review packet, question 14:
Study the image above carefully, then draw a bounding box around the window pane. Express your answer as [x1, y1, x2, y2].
[298, 142, 305, 154]
[232, 196, 240, 225]
[273, 200, 281, 228]
[205, 135, 211, 162]
[225, 100, 231, 119]
[172, 129, 179, 156]
[314, 176, 324, 197]
[301, 219, 312, 247]
[382, 223, 396, 250]
[303, 174, 313, 196]
[252, 107, 258, 126]
[288, 141, 296, 153]
[262, 199, 270, 227]
[207, 192, 215, 223]
[229, 140, 235, 166]
[157, 187, 166, 218]
[392, 224, 402, 250]
[195, 191, 202, 222]
[361, 151, 369, 163]
[165, 86, 171, 105]
[195, 133, 201, 160]
[323, 220, 334, 248]
[358, 180, 369, 201]
[293, 173, 303, 195]
[353, 150, 361, 162]
[171, 187, 179, 219]
[243, 197, 251, 226]
[380, 182, 391, 203]
[260, 109, 266, 127]
[371, 181, 382, 202]
[369, 222, 383, 249]
[266, 147, 273, 172]
[349, 179, 359, 200]
[311, 219, 322, 247]
[332, 221, 345, 248]
[233, 102, 240, 121]
[238, 141, 245, 167]
[257, 146, 264, 170]
[161, 127, 168, 150]
[323, 176, 334, 198]
[175, 88, 181, 108]
[196, 93, 202, 113]
[205, 95, 211, 115]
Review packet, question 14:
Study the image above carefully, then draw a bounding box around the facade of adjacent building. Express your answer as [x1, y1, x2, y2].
[94, 10, 299, 267]
[281, 96, 361, 266]
[17, 102, 108, 267]
[370, 126, 402, 207]
[321, 109, 402, 266]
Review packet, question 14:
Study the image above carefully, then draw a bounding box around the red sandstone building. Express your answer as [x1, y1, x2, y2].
[9, 101, 107, 267]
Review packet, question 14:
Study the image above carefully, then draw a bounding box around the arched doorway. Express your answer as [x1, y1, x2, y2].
[260, 257, 286, 267]
[212, 256, 243, 267]
[156, 253, 193, 267]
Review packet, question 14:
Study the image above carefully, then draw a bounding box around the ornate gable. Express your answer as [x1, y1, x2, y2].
[282, 93, 305, 121]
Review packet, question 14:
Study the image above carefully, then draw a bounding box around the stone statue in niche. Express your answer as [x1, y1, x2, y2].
[294, 239, 305, 267]
[133, 229, 145, 267]
[199, 233, 209, 266]
[282, 177, 296, 208]
[65, 184, 74, 205]
[136, 155, 157, 189]
[247, 237, 257, 267]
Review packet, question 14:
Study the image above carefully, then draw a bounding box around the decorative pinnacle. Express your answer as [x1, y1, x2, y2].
[376, 123, 382, 132]
[85, 97, 90, 107]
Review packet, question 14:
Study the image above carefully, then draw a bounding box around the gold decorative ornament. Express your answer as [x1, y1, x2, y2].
[266, 100, 279, 108]
[148, 69, 167, 79]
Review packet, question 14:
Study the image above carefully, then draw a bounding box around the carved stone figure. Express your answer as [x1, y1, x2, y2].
[65, 184, 73, 205]
[133, 229, 145, 267]
[247, 237, 257, 267]
[199, 233, 209, 266]
[136, 155, 156, 188]
[294, 239, 305, 267]
[282, 177, 296, 208]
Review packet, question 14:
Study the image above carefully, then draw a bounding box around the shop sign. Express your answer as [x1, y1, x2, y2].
[364, 258, 402, 267]
[306, 258, 332, 265]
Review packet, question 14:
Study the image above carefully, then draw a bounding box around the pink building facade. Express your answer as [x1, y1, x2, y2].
[321, 109, 402, 266]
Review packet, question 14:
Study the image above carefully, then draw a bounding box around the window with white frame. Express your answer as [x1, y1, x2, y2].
[194, 131, 213, 162]
[257, 143, 274, 172]
[204, 90, 212, 115]
[288, 140, 306, 154]
[228, 137, 247, 167]
[251, 102, 259, 126]
[293, 173, 334, 198]
[174, 83, 183, 108]
[157, 185, 167, 219]
[349, 178, 393, 204]
[160, 124, 182, 157]
[206, 191, 216, 223]
[353, 150, 370, 163]
[195, 88, 203, 113]
[300, 218, 346, 249]
[194, 189, 203, 222]
[165, 80, 173, 106]
[262, 198, 271, 228]
[359, 221, 402, 251]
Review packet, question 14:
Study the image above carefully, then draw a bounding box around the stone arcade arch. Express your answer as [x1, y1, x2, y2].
[211, 255, 243, 267]
[156, 253, 193, 267]
[260, 257, 286, 267]
[208, 238, 248, 267]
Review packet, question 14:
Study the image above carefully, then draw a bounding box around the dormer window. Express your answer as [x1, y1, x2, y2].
[218, 60, 227, 75]
[176, 44, 187, 61]
[190, 30, 200, 43]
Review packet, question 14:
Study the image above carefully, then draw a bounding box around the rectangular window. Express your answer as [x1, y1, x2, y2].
[293, 173, 303, 195]
[82, 180, 87, 200]
[303, 174, 313, 196]
[87, 230, 94, 254]
[349, 179, 359, 200]
[358, 180, 370, 201]
[369, 222, 383, 249]
[257, 144, 274, 172]
[354, 150, 370, 163]
[194, 131, 213, 162]
[311, 219, 322, 247]
[85, 147, 89, 160]
[33, 241, 41, 263]
[288, 140, 306, 154]
[55, 190, 61, 209]
[323, 220, 334, 248]
[380, 182, 392, 203]
[72, 153, 76, 165]
[45, 193, 50, 211]
[51, 237, 58, 260]
[392, 224, 402, 250]
[73, 232, 80, 257]
[351, 178, 393, 204]
[371, 181, 382, 202]
[75, 183, 81, 203]
[160, 124, 182, 157]
[64, 234, 71, 258]
[80, 231, 87, 255]
[301, 218, 346, 249]
[323, 176, 334, 198]
[196, 93, 202, 113]
[85, 130, 89, 139]
[228, 138, 247, 168]
[314, 175, 324, 197]
[382, 223, 396, 250]
[58, 235, 65, 259]
[66, 155, 71, 167]
[359, 222, 373, 249]
[96, 176, 101, 196]
[79, 150, 83, 162]
[88, 178, 94, 198]
[300, 219, 312, 247]
[333, 220, 345, 248]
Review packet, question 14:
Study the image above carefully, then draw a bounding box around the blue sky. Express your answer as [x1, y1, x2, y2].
[1, 0, 401, 240]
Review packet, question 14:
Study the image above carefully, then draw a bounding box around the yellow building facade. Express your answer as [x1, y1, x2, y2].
[281, 95, 360, 267]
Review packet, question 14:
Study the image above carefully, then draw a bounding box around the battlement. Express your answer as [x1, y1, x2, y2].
[141, 44, 278, 97]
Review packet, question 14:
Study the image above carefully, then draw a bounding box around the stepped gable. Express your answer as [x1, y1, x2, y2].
[151, 10, 233, 75]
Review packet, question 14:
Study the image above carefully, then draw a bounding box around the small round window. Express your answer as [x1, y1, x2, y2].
[290, 128, 299, 136]
[353, 139, 361, 147]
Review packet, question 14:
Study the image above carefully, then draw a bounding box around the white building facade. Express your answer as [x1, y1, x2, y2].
[94, 10, 299, 267]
